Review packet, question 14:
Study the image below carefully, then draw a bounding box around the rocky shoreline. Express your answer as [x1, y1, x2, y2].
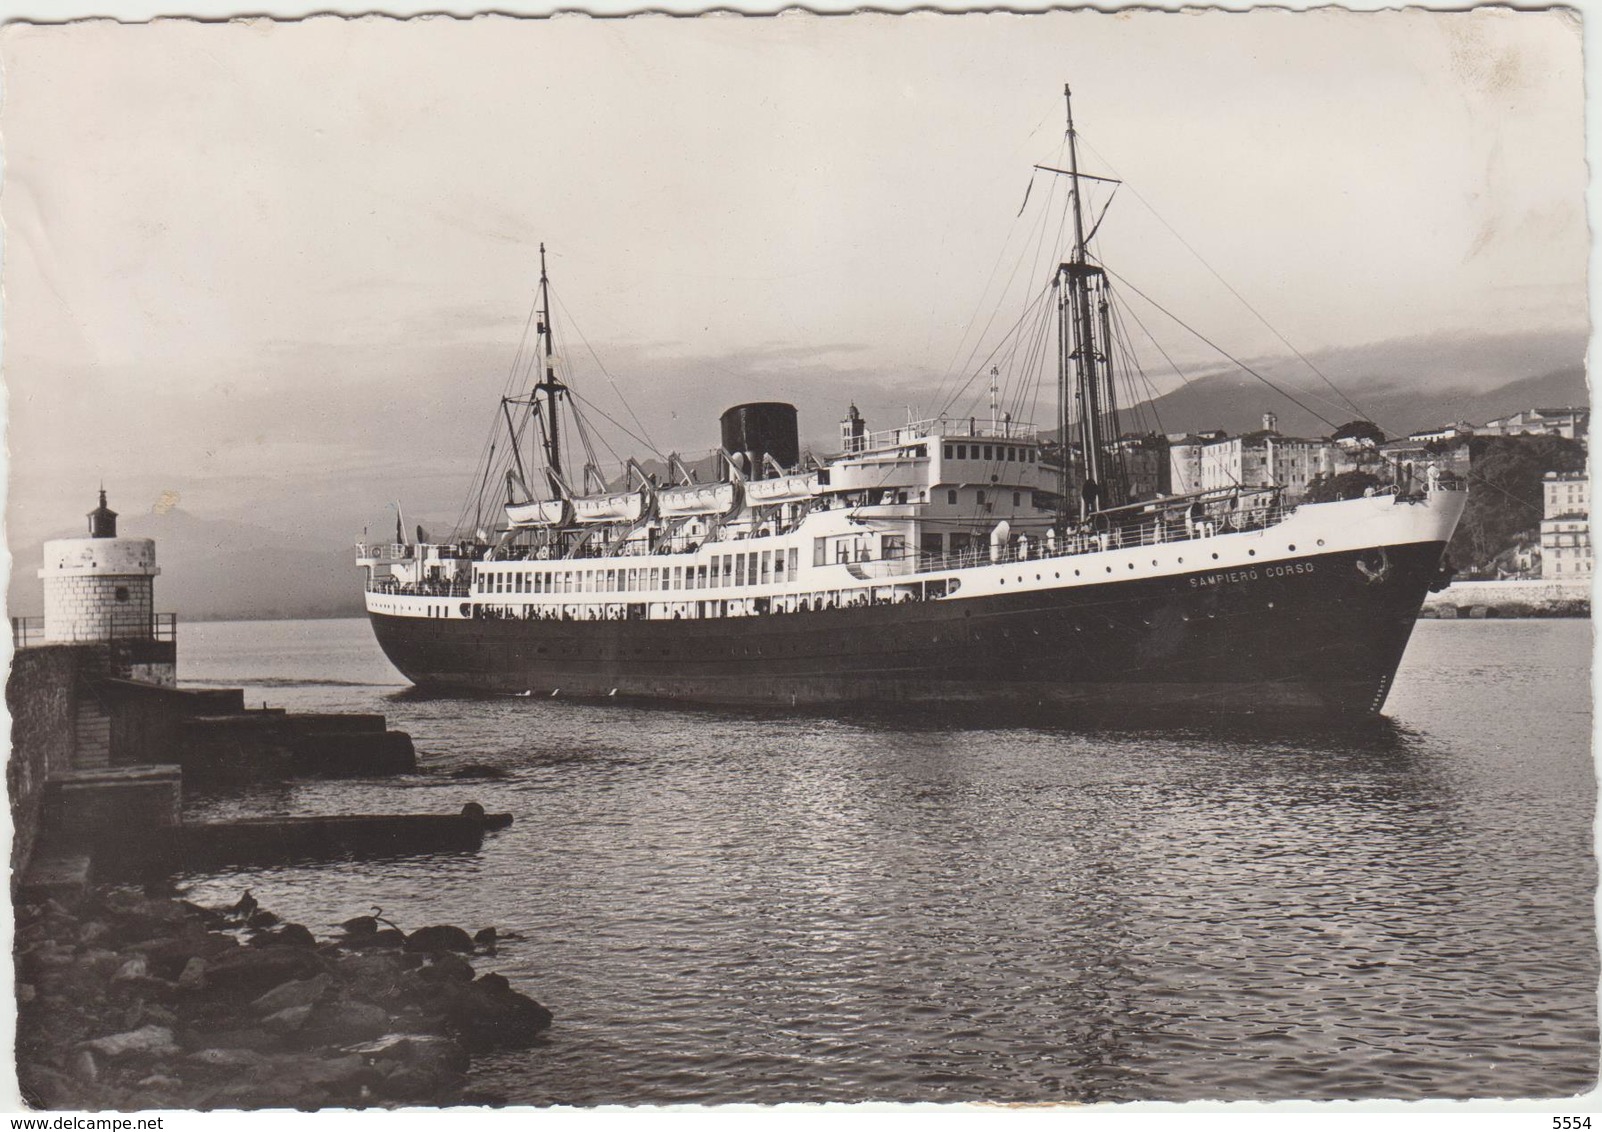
[15, 887, 551, 1110]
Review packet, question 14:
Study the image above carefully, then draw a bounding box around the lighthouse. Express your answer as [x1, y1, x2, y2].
[37, 489, 173, 684]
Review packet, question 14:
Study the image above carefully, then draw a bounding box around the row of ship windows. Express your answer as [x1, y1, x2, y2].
[944, 443, 1036, 464]
[477, 548, 804, 595]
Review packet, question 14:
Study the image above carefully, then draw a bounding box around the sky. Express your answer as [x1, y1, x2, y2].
[1, 8, 1588, 549]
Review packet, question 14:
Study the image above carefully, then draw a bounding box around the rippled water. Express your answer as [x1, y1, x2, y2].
[174, 617, 1597, 1104]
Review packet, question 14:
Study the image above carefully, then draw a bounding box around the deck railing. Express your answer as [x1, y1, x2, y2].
[11, 613, 178, 649]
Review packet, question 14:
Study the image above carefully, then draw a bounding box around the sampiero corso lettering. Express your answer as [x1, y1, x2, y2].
[1190, 561, 1315, 588]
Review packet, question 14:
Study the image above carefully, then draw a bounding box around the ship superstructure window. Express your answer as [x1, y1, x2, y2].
[761, 551, 772, 584]
[814, 539, 827, 567]
[944, 444, 953, 459]
[948, 490, 958, 504]
[977, 490, 987, 505]
[736, 555, 747, 586]
[788, 548, 798, 577]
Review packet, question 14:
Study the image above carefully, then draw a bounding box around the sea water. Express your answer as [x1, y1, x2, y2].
[173, 617, 1597, 1104]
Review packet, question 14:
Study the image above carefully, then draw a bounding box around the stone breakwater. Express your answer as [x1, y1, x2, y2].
[14, 888, 552, 1110]
[1419, 577, 1590, 619]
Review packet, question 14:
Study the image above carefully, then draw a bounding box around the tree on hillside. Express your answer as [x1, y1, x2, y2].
[1449, 435, 1587, 571]
[1303, 471, 1382, 503]
[1332, 420, 1386, 446]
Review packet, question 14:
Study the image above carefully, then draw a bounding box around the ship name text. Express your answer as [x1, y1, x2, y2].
[1190, 561, 1316, 588]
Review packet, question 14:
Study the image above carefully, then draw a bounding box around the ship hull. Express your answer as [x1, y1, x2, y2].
[368, 538, 1449, 718]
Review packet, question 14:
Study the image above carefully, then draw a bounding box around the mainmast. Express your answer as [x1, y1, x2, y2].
[1052, 84, 1121, 520]
[533, 243, 568, 480]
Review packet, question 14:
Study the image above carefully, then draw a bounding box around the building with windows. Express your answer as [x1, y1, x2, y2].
[1167, 417, 1332, 500]
[1483, 407, 1589, 440]
[1540, 471, 1591, 580]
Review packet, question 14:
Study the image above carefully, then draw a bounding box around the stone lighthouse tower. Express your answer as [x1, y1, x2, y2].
[37, 489, 173, 684]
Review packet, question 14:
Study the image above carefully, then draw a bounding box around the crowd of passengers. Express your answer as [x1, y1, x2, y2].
[469, 588, 930, 621]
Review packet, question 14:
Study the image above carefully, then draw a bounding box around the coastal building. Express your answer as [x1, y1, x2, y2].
[1407, 421, 1478, 443]
[1111, 433, 1171, 501]
[1483, 407, 1589, 440]
[1167, 415, 1332, 500]
[1540, 471, 1591, 580]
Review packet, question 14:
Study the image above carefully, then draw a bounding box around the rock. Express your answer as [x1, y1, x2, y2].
[302, 999, 389, 1044]
[136, 1074, 182, 1090]
[249, 923, 317, 950]
[176, 900, 229, 929]
[71, 1049, 99, 1083]
[81, 1025, 179, 1059]
[338, 914, 380, 937]
[333, 952, 408, 1000]
[77, 948, 123, 983]
[177, 958, 207, 990]
[419, 952, 476, 985]
[349, 928, 408, 950]
[17, 983, 36, 1004]
[441, 976, 554, 1050]
[141, 1004, 178, 1027]
[262, 1004, 313, 1033]
[78, 921, 110, 946]
[18, 1066, 78, 1110]
[250, 973, 332, 1016]
[187, 1047, 267, 1068]
[225, 891, 259, 921]
[473, 927, 498, 953]
[247, 910, 281, 930]
[114, 956, 150, 982]
[405, 925, 475, 954]
[194, 1026, 280, 1052]
[205, 946, 326, 999]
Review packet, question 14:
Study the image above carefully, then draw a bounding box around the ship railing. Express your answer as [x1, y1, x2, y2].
[889, 496, 1301, 577]
[356, 542, 415, 560]
[843, 417, 1038, 454]
[365, 578, 472, 597]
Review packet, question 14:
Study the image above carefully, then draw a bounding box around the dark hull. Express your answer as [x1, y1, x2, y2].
[369, 541, 1448, 717]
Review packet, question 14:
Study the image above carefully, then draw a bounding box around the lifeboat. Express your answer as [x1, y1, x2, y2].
[572, 489, 648, 524]
[745, 471, 818, 506]
[505, 497, 572, 528]
[658, 480, 741, 518]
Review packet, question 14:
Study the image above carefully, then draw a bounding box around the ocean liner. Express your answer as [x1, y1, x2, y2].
[357, 88, 1465, 717]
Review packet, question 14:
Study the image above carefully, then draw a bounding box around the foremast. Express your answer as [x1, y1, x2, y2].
[533, 243, 568, 485]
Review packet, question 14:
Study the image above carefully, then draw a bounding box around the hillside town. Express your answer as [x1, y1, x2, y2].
[1108, 405, 1590, 581]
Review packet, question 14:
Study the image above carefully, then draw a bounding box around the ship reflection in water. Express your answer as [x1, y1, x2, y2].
[178, 618, 1596, 1104]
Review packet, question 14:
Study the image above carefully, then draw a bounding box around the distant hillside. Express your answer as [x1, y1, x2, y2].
[8, 508, 365, 623]
[1134, 364, 1588, 440]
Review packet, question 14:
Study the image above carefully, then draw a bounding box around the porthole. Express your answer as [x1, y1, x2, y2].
[1289, 544, 1298, 551]
[1248, 549, 1256, 557]
[1105, 566, 1113, 573]
[1316, 540, 1325, 547]
[1074, 570, 1080, 577]
[1211, 553, 1219, 560]
[113, 586, 130, 603]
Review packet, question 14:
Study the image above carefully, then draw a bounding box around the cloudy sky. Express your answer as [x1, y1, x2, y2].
[2, 9, 1586, 549]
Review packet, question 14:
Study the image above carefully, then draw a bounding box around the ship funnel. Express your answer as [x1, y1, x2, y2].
[719, 402, 799, 479]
